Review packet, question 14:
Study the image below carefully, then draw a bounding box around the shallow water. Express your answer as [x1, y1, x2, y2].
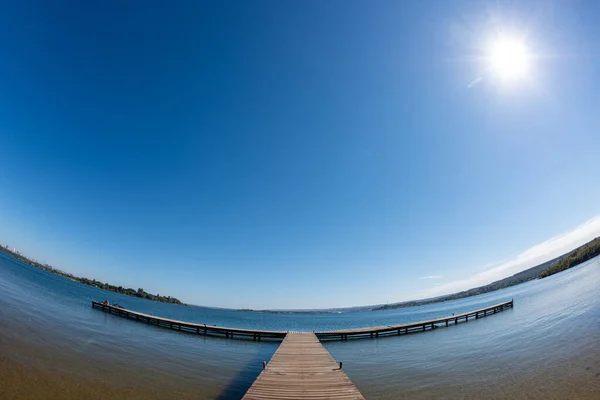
[1, 251, 599, 399]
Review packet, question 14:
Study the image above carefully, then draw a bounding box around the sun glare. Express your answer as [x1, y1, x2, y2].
[489, 38, 530, 81]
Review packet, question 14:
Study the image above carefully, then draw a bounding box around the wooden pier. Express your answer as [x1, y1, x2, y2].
[92, 299, 513, 341]
[242, 332, 364, 399]
[93, 300, 513, 399]
[92, 301, 287, 341]
[316, 300, 514, 340]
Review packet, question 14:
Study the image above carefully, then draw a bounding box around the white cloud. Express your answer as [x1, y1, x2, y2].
[420, 275, 443, 280]
[418, 215, 600, 299]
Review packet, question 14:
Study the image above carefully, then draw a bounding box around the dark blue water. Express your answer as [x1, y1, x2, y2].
[1, 250, 599, 399]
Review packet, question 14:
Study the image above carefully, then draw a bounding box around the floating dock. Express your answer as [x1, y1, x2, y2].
[242, 332, 365, 399]
[91, 299, 513, 341]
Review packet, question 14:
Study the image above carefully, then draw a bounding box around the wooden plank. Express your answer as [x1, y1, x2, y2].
[243, 332, 365, 400]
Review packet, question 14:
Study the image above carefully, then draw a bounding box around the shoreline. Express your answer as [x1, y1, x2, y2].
[1, 253, 599, 400]
[0, 247, 183, 305]
[2, 236, 599, 313]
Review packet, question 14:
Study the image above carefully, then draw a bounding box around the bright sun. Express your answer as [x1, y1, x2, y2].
[489, 38, 530, 81]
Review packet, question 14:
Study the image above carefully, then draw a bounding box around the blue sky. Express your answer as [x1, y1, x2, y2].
[1, 1, 599, 309]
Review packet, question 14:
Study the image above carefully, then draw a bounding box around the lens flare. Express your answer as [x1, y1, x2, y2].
[489, 39, 530, 81]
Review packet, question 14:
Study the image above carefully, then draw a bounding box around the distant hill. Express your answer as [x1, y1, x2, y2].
[540, 237, 600, 278]
[0, 245, 184, 305]
[373, 237, 599, 311]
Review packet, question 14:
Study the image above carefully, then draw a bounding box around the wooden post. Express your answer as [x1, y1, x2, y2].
[339, 361, 343, 370]
[375, 332, 378, 338]
[263, 361, 266, 369]
[445, 320, 449, 327]
[422, 325, 426, 332]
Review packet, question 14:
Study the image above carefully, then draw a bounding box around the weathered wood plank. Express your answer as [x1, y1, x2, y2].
[243, 332, 365, 400]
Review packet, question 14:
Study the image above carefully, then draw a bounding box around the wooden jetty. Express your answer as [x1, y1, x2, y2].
[92, 301, 287, 341]
[242, 332, 365, 399]
[92, 299, 513, 341]
[315, 299, 514, 341]
[93, 300, 513, 399]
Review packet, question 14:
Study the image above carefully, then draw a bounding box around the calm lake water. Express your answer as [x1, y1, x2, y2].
[1, 251, 599, 399]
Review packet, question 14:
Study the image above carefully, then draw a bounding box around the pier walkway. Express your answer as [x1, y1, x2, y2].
[242, 332, 365, 399]
[92, 301, 287, 340]
[92, 300, 513, 399]
[316, 300, 514, 340]
[91, 300, 513, 341]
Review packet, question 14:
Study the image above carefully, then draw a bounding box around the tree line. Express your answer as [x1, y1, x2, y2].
[0, 246, 183, 305]
[373, 236, 600, 311]
[539, 237, 600, 278]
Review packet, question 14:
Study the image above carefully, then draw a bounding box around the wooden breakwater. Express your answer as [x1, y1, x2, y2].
[92, 299, 513, 341]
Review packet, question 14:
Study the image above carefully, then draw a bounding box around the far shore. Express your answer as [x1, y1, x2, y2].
[2, 236, 598, 314]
